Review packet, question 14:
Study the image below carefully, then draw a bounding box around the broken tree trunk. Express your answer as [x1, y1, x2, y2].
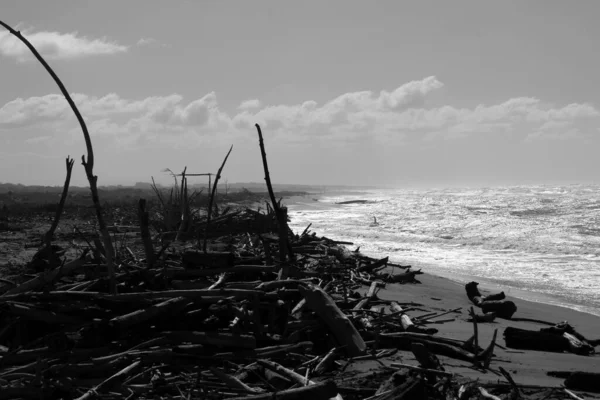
[254, 124, 294, 277]
[465, 282, 517, 319]
[504, 326, 595, 355]
[298, 283, 367, 357]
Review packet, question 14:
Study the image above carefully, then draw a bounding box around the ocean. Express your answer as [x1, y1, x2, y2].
[286, 184, 600, 317]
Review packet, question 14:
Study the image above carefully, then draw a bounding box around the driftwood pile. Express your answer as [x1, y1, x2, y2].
[0, 18, 597, 400]
[0, 210, 508, 400]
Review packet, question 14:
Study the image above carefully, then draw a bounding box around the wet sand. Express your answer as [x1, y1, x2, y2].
[346, 273, 600, 393]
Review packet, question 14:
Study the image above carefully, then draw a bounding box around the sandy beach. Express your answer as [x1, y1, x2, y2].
[284, 193, 600, 397]
[355, 273, 600, 386]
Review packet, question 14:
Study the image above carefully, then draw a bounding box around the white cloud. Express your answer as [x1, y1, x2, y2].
[0, 29, 127, 61]
[238, 99, 262, 110]
[0, 76, 598, 150]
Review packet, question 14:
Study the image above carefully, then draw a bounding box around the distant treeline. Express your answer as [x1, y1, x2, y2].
[0, 182, 380, 194]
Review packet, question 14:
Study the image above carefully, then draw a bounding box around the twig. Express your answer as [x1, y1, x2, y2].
[43, 156, 74, 246]
[203, 145, 233, 252]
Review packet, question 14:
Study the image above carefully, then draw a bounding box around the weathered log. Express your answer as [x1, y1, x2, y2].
[298, 283, 367, 357]
[465, 282, 517, 319]
[503, 326, 569, 353]
[540, 322, 595, 355]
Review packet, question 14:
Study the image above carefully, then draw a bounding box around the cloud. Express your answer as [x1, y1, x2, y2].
[0, 29, 127, 61]
[238, 99, 262, 110]
[1, 76, 598, 151]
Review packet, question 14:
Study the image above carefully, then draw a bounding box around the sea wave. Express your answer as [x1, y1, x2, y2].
[287, 184, 600, 317]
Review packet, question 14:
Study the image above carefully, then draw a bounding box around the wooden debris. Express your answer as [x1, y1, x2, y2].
[465, 281, 518, 319]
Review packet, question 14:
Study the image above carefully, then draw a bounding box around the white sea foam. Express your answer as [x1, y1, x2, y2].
[287, 184, 600, 317]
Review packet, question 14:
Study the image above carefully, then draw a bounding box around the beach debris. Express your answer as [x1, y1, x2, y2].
[0, 18, 597, 400]
[465, 281, 517, 319]
[504, 322, 595, 355]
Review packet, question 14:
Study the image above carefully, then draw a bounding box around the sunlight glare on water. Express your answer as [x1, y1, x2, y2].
[287, 185, 600, 316]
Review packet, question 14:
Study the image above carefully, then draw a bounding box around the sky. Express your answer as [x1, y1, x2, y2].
[1, 1, 600, 188]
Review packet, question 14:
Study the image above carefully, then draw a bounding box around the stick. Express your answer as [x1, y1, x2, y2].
[203, 145, 233, 252]
[138, 199, 155, 268]
[0, 20, 117, 294]
[254, 124, 294, 274]
[75, 360, 142, 400]
[43, 156, 74, 246]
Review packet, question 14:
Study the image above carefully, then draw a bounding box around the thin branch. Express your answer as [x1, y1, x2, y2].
[0, 20, 116, 293]
[43, 156, 74, 246]
[255, 124, 279, 213]
[203, 145, 233, 252]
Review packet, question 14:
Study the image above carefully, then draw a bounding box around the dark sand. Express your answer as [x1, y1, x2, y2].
[345, 273, 600, 394]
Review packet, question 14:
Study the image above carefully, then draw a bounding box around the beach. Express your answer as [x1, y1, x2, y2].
[284, 192, 600, 396]
[356, 274, 600, 388]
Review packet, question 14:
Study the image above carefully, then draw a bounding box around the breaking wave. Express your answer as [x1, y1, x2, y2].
[287, 184, 600, 317]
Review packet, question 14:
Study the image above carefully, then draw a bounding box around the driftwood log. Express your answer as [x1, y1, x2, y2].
[504, 323, 595, 355]
[465, 281, 517, 319]
[298, 283, 367, 357]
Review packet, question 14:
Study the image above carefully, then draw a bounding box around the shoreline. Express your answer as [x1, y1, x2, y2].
[283, 193, 600, 320]
[364, 272, 600, 388]
[282, 193, 600, 392]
